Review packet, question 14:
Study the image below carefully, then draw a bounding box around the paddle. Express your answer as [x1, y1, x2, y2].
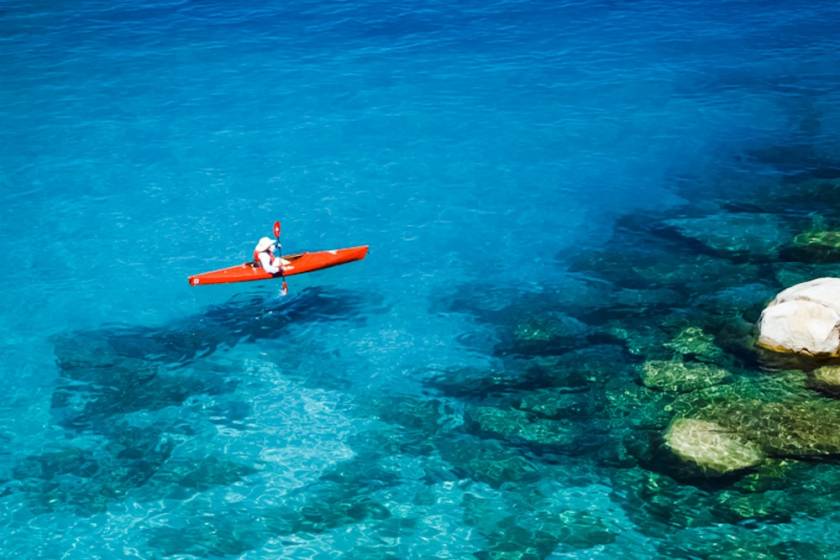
[274, 220, 288, 296]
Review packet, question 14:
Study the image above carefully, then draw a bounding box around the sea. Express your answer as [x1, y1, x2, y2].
[2, 0, 840, 558]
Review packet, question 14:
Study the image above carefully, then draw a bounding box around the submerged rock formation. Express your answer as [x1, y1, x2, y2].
[662, 212, 791, 260]
[665, 418, 765, 474]
[783, 227, 840, 262]
[809, 365, 840, 396]
[757, 277, 840, 356]
[640, 360, 730, 393]
[663, 326, 724, 363]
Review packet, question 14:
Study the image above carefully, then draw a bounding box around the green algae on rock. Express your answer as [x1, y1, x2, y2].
[441, 170, 840, 553]
[502, 312, 590, 356]
[605, 385, 672, 428]
[669, 373, 840, 459]
[793, 229, 840, 249]
[781, 220, 840, 262]
[641, 360, 730, 393]
[663, 326, 724, 363]
[721, 400, 840, 456]
[809, 365, 840, 396]
[665, 418, 765, 474]
[708, 458, 840, 524]
[464, 405, 579, 450]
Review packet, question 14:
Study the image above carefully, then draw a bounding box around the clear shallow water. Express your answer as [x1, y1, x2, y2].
[2, 0, 840, 558]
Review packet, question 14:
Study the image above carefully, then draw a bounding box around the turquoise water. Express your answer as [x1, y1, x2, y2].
[2, 0, 840, 557]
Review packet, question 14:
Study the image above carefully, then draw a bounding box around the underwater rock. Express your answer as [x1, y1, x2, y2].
[12, 447, 99, 481]
[609, 467, 718, 535]
[151, 456, 257, 493]
[464, 406, 579, 450]
[148, 507, 269, 557]
[712, 487, 794, 524]
[11, 425, 177, 516]
[747, 174, 840, 219]
[427, 344, 626, 399]
[657, 523, 833, 560]
[671, 374, 840, 458]
[605, 386, 672, 430]
[474, 509, 616, 559]
[606, 325, 671, 359]
[665, 418, 764, 474]
[736, 400, 840, 456]
[371, 395, 450, 435]
[289, 492, 391, 534]
[462, 492, 512, 539]
[704, 458, 838, 524]
[48, 288, 377, 435]
[661, 212, 791, 260]
[537, 510, 617, 552]
[516, 388, 597, 420]
[147, 455, 399, 558]
[723, 460, 840, 523]
[809, 365, 840, 396]
[425, 365, 536, 399]
[640, 360, 730, 393]
[496, 312, 591, 357]
[437, 436, 540, 488]
[695, 283, 778, 318]
[52, 288, 373, 373]
[757, 277, 840, 356]
[425, 359, 572, 400]
[512, 313, 588, 343]
[50, 364, 237, 433]
[783, 229, 840, 262]
[663, 327, 724, 363]
[667, 370, 808, 418]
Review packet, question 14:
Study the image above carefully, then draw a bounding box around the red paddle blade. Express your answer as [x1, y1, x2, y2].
[273, 221, 281, 239]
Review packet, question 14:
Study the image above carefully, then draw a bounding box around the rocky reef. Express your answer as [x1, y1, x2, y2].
[430, 159, 840, 554]
[665, 418, 765, 474]
[10, 159, 840, 558]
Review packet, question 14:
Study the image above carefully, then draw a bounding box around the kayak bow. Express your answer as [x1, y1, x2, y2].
[188, 245, 368, 286]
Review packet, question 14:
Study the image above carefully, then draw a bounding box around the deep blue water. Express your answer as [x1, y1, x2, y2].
[2, 0, 840, 558]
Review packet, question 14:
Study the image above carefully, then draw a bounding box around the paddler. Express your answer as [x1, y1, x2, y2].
[253, 237, 290, 274]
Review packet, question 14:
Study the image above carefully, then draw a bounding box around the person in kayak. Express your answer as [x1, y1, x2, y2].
[253, 237, 290, 274]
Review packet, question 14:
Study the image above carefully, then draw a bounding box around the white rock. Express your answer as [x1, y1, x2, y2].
[757, 278, 840, 356]
[770, 277, 840, 315]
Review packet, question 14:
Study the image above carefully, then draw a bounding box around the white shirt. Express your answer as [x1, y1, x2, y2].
[257, 252, 290, 274]
[258, 252, 282, 274]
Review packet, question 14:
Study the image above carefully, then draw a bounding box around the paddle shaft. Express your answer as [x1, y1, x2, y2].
[274, 221, 288, 294]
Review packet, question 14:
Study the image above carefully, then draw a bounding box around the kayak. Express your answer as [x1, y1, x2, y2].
[188, 245, 368, 286]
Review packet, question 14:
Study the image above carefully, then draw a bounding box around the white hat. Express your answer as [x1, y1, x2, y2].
[255, 237, 276, 252]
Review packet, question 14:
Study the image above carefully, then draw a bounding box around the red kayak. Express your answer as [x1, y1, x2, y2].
[188, 245, 368, 286]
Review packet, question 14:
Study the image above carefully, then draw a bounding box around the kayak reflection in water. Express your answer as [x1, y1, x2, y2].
[253, 237, 290, 274]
